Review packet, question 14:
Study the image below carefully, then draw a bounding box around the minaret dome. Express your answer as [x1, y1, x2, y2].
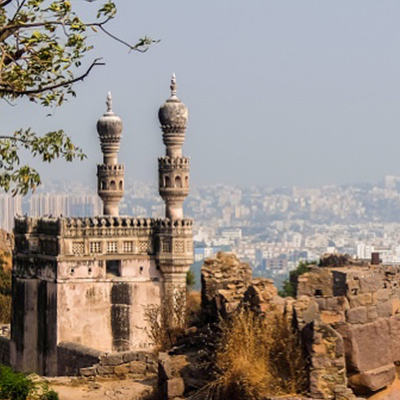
[158, 74, 189, 132]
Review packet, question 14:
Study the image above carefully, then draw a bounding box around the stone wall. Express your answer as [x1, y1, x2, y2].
[57, 342, 103, 376]
[201, 254, 359, 400]
[298, 262, 400, 394]
[80, 350, 157, 379]
[201, 252, 252, 320]
[0, 336, 10, 366]
[57, 342, 157, 378]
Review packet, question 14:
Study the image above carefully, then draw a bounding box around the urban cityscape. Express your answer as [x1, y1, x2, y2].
[4, 174, 400, 288]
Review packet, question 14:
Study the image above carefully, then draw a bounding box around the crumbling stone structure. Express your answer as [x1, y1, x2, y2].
[298, 261, 400, 395]
[201, 253, 400, 399]
[9, 76, 194, 376]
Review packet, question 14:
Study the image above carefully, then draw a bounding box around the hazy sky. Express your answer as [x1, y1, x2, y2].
[4, 1, 400, 188]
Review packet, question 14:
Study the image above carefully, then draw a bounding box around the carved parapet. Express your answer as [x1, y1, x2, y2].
[14, 216, 62, 236]
[158, 157, 190, 171]
[97, 164, 125, 174]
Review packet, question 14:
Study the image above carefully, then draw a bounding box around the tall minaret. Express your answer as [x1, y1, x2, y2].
[96, 93, 125, 216]
[158, 74, 190, 219]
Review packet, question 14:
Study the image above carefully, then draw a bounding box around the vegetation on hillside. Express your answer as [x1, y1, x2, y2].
[279, 260, 317, 298]
[205, 308, 307, 400]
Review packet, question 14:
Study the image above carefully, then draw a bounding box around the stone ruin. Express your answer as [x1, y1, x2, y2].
[200, 252, 400, 400]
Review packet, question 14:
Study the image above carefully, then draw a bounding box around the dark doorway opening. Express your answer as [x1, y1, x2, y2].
[106, 260, 121, 277]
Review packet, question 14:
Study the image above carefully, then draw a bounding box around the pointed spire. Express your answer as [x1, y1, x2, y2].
[106, 92, 113, 114]
[170, 73, 178, 100]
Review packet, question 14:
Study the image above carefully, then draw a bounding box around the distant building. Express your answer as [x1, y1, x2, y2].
[0, 195, 22, 232]
[221, 228, 242, 241]
[29, 194, 102, 217]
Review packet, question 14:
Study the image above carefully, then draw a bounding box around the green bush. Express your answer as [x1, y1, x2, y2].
[279, 260, 316, 298]
[40, 389, 59, 400]
[0, 365, 33, 400]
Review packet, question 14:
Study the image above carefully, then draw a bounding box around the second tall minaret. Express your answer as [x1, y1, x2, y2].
[158, 75, 190, 219]
[97, 93, 125, 216]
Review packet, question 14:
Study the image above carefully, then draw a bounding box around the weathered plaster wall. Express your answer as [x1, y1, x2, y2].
[57, 280, 162, 353]
[57, 258, 163, 353]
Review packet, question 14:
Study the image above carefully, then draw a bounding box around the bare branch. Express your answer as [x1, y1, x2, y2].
[98, 25, 151, 53]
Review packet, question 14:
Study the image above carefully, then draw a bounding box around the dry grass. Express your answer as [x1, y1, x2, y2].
[203, 308, 308, 400]
[0, 251, 11, 324]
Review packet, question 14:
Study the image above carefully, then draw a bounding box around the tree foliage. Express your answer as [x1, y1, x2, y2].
[279, 260, 316, 298]
[0, 0, 156, 195]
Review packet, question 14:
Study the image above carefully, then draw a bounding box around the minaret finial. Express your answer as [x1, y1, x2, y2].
[170, 73, 177, 99]
[106, 92, 113, 113]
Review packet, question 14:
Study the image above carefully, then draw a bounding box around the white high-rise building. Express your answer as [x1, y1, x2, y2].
[0, 194, 22, 232]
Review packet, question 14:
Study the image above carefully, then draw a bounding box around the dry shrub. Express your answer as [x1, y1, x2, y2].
[187, 291, 201, 325]
[0, 252, 11, 324]
[144, 291, 187, 351]
[207, 308, 308, 400]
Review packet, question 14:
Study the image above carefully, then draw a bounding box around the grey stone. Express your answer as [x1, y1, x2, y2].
[162, 377, 185, 399]
[97, 365, 114, 375]
[349, 363, 396, 392]
[100, 354, 123, 366]
[80, 367, 97, 377]
[377, 300, 393, 318]
[346, 307, 367, 324]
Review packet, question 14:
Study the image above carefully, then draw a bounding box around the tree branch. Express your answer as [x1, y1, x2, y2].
[0, 0, 15, 7]
[0, 57, 104, 95]
[98, 25, 149, 53]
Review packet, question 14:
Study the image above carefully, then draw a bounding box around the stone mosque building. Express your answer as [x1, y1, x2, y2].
[9, 76, 194, 376]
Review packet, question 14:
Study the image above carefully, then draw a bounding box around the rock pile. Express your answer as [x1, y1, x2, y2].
[201, 252, 252, 320]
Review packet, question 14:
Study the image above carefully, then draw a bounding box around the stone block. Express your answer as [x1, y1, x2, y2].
[80, 367, 97, 377]
[100, 353, 123, 366]
[348, 293, 372, 308]
[158, 353, 173, 383]
[146, 362, 157, 375]
[359, 275, 381, 293]
[349, 363, 396, 392]
[162, 378, 185, 399]
[346, 307, 367, 324]
[326, 296, 349, 312]
[114, 363, 130, 375]
[377, 300, 393, 319]
[129, 361, 146, 375]
[136, 351, 148, 362]
[373, 289, 390, 302]
[97, 365, 114, 375]
[320, 310, 345, 325]
[367, 306, 378, 321]
[122, 352, 137, 363]
[392, 298, 400, 315]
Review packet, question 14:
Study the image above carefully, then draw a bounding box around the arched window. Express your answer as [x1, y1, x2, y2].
[101, 181, 106, 190]
[185, 176, 189, 187]
[110, 180, 116, 190]
[119, 180, 123, 190]
[165, 176, 171, 188]
[175, 176, 182, 188]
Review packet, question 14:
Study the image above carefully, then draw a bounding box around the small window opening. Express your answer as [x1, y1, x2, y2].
[314, 289, 323, 296]
[106, 260, 121, 277]
[175, 176, 182, 188]
[139, 266, 144, 274]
